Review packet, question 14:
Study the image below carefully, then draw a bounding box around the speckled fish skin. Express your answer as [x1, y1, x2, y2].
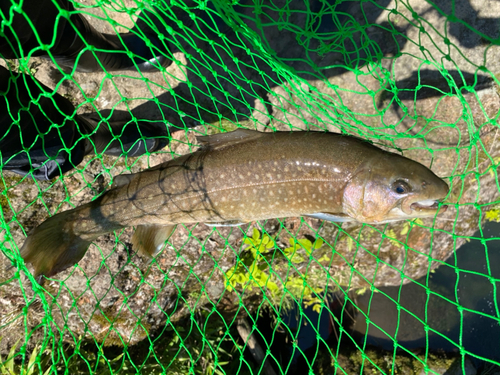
[20, 129, 449, 281]
[96, 131, 365, 226]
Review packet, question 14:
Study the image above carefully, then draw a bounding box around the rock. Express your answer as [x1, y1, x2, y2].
[0, 0, 499, 355]
[418, 356, 477, 375]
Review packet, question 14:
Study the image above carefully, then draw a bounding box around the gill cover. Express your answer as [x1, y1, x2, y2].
[342, 160, 391, 223]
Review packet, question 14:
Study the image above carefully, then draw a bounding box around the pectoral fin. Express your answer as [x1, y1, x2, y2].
[305, 213, 354, 223]
[111, 174, 135, 189]
[205, 220, 247, 227]
[131, 224, 176, 258]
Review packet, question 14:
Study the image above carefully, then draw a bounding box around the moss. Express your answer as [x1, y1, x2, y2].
[205, 118, 254, 135]
[90, 310, 151, 347]
[0, 175, 22, 203]
[0, 174, 27, 224]
[329, 346, 456, 374]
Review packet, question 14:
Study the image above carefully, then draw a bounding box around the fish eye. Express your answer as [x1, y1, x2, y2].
[393, 180, 411, 194]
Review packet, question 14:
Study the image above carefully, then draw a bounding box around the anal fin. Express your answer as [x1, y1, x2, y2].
[131, 224, 176, 258]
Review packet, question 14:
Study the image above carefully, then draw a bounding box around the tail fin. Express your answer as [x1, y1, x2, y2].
[20, 210, 93, 283]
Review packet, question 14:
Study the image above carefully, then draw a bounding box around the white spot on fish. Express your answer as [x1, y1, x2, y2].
[312, 194, 316, 199]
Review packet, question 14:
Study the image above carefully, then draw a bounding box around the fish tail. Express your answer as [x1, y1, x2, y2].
[20, 208, 93, 283]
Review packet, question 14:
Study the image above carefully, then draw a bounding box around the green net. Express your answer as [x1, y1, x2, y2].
[0, 0, 499, 373]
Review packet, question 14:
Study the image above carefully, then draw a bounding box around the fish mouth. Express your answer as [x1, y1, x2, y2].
[410, 199, 447, 213]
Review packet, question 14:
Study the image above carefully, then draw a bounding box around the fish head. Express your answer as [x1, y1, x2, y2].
[342, 153, 449, 224]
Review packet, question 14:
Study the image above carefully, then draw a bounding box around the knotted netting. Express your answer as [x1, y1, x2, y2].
[0, 0, 499, 373]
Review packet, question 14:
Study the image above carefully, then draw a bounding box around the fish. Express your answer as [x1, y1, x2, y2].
[19, 129, 449, 282]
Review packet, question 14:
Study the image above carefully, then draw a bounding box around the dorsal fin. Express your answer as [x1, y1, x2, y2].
[196, 129, 264, 151]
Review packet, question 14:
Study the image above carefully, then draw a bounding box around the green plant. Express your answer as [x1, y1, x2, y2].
[283, 237, 324, 264]
[485, 208, 500, 222]
[0, 339, 49, 375]
[224, 229, 326, 313]
[224, 228, 279, 295]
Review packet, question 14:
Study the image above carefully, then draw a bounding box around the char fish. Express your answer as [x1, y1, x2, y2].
[20, 129, 449, 282]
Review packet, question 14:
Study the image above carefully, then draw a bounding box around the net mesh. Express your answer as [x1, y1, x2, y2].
[0, 0, 499, 373]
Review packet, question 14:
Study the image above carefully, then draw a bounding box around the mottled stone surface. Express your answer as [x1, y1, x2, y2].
[0, 0, 499, 363]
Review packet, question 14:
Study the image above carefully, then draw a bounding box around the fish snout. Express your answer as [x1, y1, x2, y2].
[404, 178, 449, 216]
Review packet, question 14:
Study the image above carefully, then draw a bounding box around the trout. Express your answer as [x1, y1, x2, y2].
[20, 129, 449, 282]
